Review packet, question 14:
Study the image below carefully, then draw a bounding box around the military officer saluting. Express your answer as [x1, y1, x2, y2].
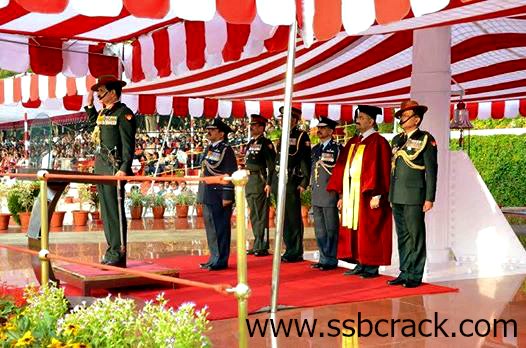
[245, 114, 276, 257]
[272, 106, 311, 263]
[85, 75, 137, 268]
[310, 117, 341, 271]
[198, 119, 238, 271]
[388, 100, 438, 288]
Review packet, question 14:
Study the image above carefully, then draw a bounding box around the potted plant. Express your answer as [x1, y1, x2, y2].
[7, 182, 39, 230]
[72, 184, 92, 226]
[174, 191, 196, 218]
[0, 182, 11, 231]
[50, 210, 66, 229]
[300, 188, 311, 218]
[150, 193, 167, 219]
[268, 195, 276, 220]
[128, 189, 145, 220]
[194, 202, 203, 217]
[89, 185, 100, 222]
[50, 187, 68, 229]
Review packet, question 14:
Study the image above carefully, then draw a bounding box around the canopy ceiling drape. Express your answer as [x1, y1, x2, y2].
[1, 0, 526, 124]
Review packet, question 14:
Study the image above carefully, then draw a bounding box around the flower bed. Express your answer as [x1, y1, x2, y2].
[0, 284, 210, 347]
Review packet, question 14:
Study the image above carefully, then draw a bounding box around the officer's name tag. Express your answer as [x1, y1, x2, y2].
[206, 151, 221, 162]
[98, 116, 118, 126]
[289, 138, 297, 146]
[249, 144, 262, 152]
[321, 153, 334, 162]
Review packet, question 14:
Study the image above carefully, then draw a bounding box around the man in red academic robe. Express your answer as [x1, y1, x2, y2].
[327, 105, 392, 278]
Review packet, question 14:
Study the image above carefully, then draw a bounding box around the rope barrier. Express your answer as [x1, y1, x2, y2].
[0, 243, 232, 295]
[2, 172, 232, 185]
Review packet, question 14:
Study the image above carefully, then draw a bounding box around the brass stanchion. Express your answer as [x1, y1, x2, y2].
[37, 170, 50, 286]
[229, 170, 251, 348]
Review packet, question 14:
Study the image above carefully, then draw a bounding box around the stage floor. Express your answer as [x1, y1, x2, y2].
[1, 219, 525, 346]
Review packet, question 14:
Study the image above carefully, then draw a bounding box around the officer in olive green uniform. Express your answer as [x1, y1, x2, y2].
[388, 100, 438, 288]
[85, 75, 137, 267]
[272, 107, 311, 262]
[245, 114, 276, 256]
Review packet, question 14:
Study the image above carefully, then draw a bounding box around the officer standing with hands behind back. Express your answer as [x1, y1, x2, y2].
[245, 114, 276, 257]
[85, 75, 137, 268]
[310, 116, 341, 271]
[389, 100, 438, 288]
[198, 119, 238, 271]
[272, 106, 311, 263]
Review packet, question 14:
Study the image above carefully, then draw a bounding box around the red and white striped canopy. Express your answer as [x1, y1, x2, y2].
[2, 0, 526, 124]
[2, 72, 526, 123]
[1, 0, 525, 77]
[123, 15, 526, 107]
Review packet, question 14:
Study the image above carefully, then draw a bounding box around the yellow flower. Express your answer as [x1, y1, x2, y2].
[0, 330, 7, 341]
[14, 331, 34, 347]
[48, 338, 66, 348]
[66, 343, 90, 348]
[4, 321, 16, 331]
[64, 324, 79, 336]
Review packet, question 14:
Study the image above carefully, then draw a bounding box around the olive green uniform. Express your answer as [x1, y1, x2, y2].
[272, 126, 311, 261]
[245, 134, 276, 253]
[85, 102, 137, 263]
[389, 129, 438, 283]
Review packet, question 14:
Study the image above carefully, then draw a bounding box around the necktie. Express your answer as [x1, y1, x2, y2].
[358, 135, 363, 142]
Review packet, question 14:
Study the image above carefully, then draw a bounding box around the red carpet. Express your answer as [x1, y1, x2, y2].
[61, 255, 457, 320]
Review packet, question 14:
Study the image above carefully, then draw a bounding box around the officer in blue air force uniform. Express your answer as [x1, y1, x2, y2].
[197, 119, 238, 271]
[310, 116, 342, 271]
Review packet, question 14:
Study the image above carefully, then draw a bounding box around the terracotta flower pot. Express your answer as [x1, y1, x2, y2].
[269, 206, 276, 219]
[0, 213, 10, 231]
[50, 211, 66, 228]
[152, 206, 165, 219]
[90, 211, 100, 221]
[18, 211, 31, 231]
[130, 206, 143, 220]
[72, 210, 89, 226]
[301, 205, 310, 218]
[64, 197, 74, 204]
[176, 204, 189, 218]
[195, 204, 203, 217]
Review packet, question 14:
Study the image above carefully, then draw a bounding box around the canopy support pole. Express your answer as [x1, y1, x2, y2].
[270, 21, 297, 314]
[149, 111, 175, 191]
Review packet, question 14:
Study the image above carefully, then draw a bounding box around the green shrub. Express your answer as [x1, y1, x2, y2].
[518, 235, 526, 250]
[471, 118, 526, 129]
[174, 191, 197, 206]
[148, 193, 167, 207]
[1, 285, 210, 347]
[300, 188, 311, 206]
[128, 189, 146, 208]
[451, 134, 526, 207]
[7, 182, 39, 224]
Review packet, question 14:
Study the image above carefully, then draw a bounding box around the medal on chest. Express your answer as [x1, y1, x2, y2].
[97, 116, 118, 126]
[206, 150, 221, 162]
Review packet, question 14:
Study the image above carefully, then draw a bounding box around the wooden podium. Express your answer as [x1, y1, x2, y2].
[22, 169, 114, 285]
[21, 169, 179, 295]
